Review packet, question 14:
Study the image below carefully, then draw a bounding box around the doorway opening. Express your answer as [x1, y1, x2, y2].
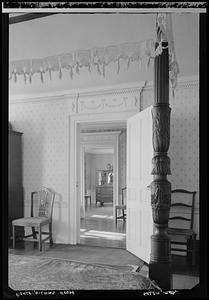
[69, 107, 154, 264]
[78, 122, 127, 248]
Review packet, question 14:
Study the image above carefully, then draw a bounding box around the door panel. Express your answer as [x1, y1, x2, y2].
[126, 106, 153, 263]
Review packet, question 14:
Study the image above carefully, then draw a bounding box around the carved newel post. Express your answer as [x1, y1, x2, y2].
[148, 33, 172, 288]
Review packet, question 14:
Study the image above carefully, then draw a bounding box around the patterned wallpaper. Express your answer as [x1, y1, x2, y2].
[9, 101, 70, 243]
[9, 77, 199, 241]
[169, 85, 199, 193]
[140, 82, 199, 237]
[169, 84, 199, 237]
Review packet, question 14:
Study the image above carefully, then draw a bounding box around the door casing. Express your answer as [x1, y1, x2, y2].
[68, 112, 135, 244]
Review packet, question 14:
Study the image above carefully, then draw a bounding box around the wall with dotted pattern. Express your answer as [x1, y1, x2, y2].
[9, 80, 199, 242]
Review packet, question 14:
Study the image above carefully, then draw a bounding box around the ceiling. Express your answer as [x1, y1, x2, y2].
[9, 13, 156, 61]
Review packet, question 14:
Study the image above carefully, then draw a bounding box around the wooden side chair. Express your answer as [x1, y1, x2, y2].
[84, 195, 91, 209]
[12, 187, 55, 251]
[168, 189, 197, 266]
[115, 187, 127, 224]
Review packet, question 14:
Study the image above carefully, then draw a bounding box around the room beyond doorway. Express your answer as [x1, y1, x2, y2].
[79, 122, 127, 248]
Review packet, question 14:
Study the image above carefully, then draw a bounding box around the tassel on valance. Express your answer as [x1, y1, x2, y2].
[9, 40, 156, 84]
[44, 56, 59, 80]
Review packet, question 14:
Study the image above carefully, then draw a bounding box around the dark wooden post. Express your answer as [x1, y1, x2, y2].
[148, 27, 172, 289]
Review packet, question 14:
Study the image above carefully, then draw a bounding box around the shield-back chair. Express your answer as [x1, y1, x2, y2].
[168, 189, 197, 266]
[12, 187, 55, 251]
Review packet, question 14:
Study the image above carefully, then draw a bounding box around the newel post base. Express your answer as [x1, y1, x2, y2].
[149, 260, 172, 290]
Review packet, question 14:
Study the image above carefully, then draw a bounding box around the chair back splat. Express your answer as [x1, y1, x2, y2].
[168, 189, 197, 266]
[38, 188, 55, 219]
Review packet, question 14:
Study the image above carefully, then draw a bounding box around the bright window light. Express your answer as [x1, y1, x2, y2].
[90, 214, 113, 219]
[80, 230, 126, 240]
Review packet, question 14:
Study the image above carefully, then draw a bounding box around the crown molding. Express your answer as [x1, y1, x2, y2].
[9, 75, 199, 104]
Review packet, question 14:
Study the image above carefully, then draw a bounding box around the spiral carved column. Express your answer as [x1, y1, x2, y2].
[148, 40, 172, 289]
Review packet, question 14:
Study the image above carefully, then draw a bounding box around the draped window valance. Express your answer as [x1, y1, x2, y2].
[9, 39, 155, 82]
[9, 13, 179, 90]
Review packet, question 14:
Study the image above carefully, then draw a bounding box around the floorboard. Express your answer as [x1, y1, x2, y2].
[80, 203, 126, 248]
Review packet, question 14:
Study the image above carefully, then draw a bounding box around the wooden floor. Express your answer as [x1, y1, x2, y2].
[79, 203, 200, 289]
[8, 203, 200, 290]
[80, 203, 126, 248]
[8, 242, 199, 290]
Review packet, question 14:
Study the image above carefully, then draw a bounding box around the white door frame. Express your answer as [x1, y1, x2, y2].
[68, 111, 135, 244]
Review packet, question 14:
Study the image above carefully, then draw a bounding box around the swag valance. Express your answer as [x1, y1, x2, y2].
[9, 39, 155, 83]
[9, 13, 179, 90]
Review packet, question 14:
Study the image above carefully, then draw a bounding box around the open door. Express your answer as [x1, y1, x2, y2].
[126, 106, 153, 263]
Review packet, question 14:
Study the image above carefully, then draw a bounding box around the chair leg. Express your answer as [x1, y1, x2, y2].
[38, 226, 42, 251]
[192, 235, 196, 266]
[115, 208, 117, 224]
[49, 223, 53, 245]
[32, 226, 37, 239]
[122, 209, 125, 222]
[12, 225, 15, 249]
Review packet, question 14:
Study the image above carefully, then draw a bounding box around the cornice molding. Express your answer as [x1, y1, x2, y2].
[10, 75, 199, 104]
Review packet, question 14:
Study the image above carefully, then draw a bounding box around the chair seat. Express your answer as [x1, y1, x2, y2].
[12, 217, 50, 227]
[168, 227, 196, 237]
